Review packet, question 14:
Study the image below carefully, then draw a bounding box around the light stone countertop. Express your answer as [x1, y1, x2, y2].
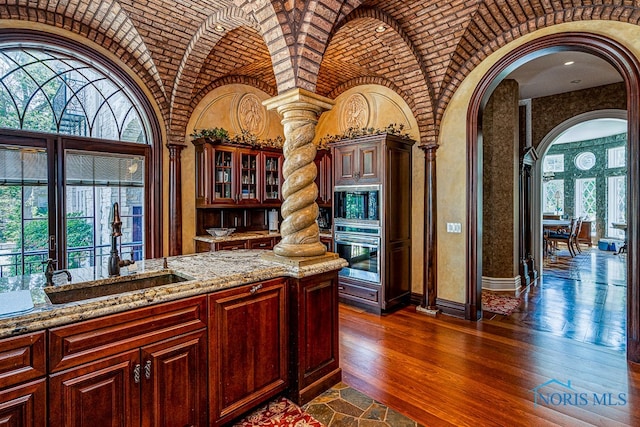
[194, 230, 333, 243]
[0, 250, 346, 339]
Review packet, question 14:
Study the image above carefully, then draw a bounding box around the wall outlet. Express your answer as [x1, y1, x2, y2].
[446, 222, 462, 233]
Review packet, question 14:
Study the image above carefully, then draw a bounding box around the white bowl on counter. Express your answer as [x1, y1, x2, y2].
[206, 228, 235, 237]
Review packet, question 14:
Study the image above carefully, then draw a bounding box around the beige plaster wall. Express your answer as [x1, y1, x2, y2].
[313, 85, 424, 295]
[438, 21, 640, 303]
[182, 84, 285, 253]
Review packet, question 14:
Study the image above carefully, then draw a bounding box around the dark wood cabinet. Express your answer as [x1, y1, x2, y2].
[314, 150, 332, 206]
[193, 138, 283, 208]
[208, 278, 288, 426]
[333, 140, 381, 185]
[288, 271, 341, 405]
[2, 272, 341, 427]
[0, 331, 47, 427]
[196, 236, 278, 252]
[141, 330, 208, 427]
[248, 237, 276, 249]
[49, 349, 141, 427]
[0, 379, 47, 427]
[48, 296, 208, 426]
[331, 134, 414, 313]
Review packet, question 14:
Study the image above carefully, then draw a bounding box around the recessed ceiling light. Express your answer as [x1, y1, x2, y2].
[571, 79, 582, 84]
[214, 24, 225, 33]
[564, 61, 575, 66]
[375, 25, 387, 33]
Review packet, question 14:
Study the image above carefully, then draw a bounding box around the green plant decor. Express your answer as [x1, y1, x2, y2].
[318, 123, 412, 147]
[191, 128, 284, 149]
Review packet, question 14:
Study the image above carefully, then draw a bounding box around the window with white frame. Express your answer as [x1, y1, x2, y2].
[607, 176, 626, 239]
[543, 179, 564, 214]
[575, 178, 596, 221]
[543, 154, 564, 172]
[607, 146, 626, 168]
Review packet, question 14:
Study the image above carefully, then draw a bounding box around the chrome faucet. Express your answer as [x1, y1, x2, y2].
[108, 202, 135, 277]
[43, 258, 72, 287]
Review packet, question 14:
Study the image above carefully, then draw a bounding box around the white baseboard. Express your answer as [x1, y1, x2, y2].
[482, 275, 522, 292]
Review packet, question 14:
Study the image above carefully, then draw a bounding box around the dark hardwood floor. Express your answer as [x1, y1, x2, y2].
[339, 303, 640, 426]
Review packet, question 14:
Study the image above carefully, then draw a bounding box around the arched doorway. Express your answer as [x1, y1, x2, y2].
[466, 33, 640, 362]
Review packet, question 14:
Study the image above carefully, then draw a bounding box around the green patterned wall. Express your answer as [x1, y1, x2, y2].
[544, 133, 627, 240]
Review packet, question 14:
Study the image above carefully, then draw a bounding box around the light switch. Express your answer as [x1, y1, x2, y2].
[446, 223, 462, 233]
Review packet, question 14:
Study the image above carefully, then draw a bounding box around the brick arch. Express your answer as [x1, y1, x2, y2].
[436, 2, 640, 145]
[168, 7, 261, 142]
[321, 6, 434, 144]
[0, 1, 166, 113]
[232, 0, 296, 93]
[191, 75, 277, 109]
[327, 76, 413, 111]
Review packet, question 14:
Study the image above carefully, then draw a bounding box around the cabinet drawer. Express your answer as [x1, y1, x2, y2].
[0, 331, 46, 387]
[248, 238, 275, 249]
[49, 295, 207, 373]
[338, 281, 379, 302]
[215, 240, 248, 251]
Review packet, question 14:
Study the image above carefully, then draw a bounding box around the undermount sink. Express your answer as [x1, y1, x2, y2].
[45, 272, 190, 305]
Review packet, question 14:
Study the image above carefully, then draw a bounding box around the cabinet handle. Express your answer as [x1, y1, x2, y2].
[133, 363, 141, 384]
[338, 286, 344, 290]
[258, 243, 267, 247]
[144, 360, 152, 380]
[250, 284, 263, 294]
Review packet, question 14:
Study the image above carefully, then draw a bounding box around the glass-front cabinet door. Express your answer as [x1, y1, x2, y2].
[262, 152, 282, 203]
[212, 147, 234, 203]
[238, 149, 259, 204]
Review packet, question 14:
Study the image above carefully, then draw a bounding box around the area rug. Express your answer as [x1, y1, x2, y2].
[233, 396, 323, 427]
[482, 292, 521, 316]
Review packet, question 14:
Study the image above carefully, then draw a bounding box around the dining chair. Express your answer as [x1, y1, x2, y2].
[546, 218, 579, 257]
[572, 218, 584, 255]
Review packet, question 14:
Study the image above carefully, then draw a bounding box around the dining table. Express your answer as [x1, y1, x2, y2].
[542, 219, 571, 231]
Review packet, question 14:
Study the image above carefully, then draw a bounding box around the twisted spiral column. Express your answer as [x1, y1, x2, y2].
[263, 89, 334, 257]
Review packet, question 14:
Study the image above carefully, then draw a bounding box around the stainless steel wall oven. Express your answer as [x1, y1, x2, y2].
[334, 225, 380, 284]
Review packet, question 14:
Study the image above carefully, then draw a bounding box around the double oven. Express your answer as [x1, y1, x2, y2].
[333, 185, 381, 284]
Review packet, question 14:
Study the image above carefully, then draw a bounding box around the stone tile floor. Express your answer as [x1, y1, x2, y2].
[303, 382, 424, 427]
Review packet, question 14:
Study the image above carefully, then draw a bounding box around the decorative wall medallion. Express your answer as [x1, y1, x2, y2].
[341, 93, 369, 130]
[238, 94, 266, 135]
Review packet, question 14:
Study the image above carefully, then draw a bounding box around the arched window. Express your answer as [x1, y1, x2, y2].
[0, 46, 150, 142]
[0, 35, 160, 278]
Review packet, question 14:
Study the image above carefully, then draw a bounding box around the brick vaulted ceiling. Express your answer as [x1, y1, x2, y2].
[1, 1, 636, 145]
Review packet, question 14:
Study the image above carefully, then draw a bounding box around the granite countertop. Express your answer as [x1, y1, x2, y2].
[0, 250, 346, 338]
[194, 230, 333, 243]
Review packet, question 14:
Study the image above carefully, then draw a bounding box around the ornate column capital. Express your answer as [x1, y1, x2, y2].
[263, 88, 335, 119]
[420, 143, 440, 154]
[263, 89, 335, 258]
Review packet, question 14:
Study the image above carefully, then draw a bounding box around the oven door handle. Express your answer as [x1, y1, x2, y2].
[335, 234, 380, 246]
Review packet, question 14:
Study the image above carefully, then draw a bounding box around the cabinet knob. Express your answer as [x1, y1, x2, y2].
[144, 360, 152, 380]
[250, 284, 263, 294]
[133, 363, 141, 384]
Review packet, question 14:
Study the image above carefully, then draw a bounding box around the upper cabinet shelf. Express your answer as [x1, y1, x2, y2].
[192, 139, 283, 208]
